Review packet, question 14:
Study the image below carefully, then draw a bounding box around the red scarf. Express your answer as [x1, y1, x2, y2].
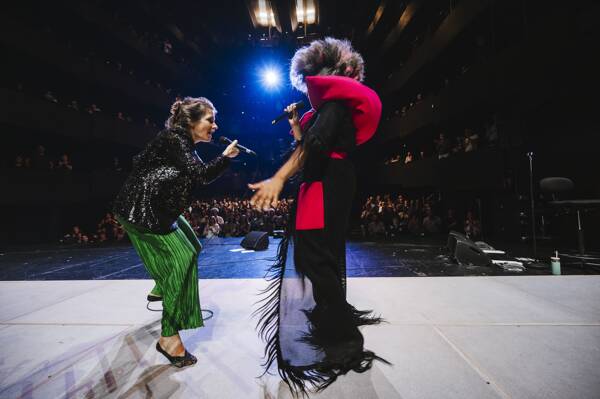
[295, 75, 382, 146]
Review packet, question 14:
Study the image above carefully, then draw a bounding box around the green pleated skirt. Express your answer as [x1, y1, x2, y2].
[116, 215, 203, 337]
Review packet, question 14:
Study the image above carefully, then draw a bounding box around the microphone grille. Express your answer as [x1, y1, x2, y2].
[218, 136, 230, 145]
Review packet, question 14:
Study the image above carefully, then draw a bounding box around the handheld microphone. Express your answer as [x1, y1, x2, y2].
[271, 101, 305, 125]
[219, 136, 257, 156]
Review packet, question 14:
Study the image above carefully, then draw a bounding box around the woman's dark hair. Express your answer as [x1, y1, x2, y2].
[290, 37, 365, 93]
[164, 97, 216, 131]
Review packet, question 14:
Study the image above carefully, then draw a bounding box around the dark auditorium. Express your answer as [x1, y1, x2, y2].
[1, 1, 599, 398]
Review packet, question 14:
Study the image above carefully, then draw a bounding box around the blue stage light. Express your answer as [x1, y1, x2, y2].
[261, 67, 282, 89]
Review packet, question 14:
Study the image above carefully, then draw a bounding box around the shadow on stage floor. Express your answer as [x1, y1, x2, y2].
[1, 316, 403, 399]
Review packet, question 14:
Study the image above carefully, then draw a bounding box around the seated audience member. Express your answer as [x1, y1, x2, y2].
[14, 155, 26, 168]
[56, 154, 73, 171]
[63, 225, 88, 244]
[452, 136, 463, 153]
[367, 215, 386, 238]
[422, 205, 442, 233]
[464, 210, 482, 239]
[203, 216, 221, 238]
[443, 208, 460, 232]
[463, 128, 479, 152]
[434, 133, 451, 159]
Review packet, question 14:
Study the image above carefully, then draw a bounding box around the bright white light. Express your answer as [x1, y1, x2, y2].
[261, 67, 281, 89]
[296, 0, 316, 24]
[257, 0, 276, 26]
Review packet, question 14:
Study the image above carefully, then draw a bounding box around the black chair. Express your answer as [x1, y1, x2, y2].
[540, 177, 600, 265]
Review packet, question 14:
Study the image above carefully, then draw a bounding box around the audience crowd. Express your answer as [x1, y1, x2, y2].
[182, 198, 291, 239]
[61, 198, 293, 245]
[359, 194, 482, 240]
[11, 144, 73, 172]
[60, 193, 485, 245]
[385, 119, 499, 166]
[39, 87, 162, 128]
[7, 143, 128, 174]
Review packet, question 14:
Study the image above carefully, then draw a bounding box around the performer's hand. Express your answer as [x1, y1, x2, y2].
[285, 103, 302, 141]
[285, 103, 300, 128]
[222, 140, 240, 158]
[248, 177, 284, 211]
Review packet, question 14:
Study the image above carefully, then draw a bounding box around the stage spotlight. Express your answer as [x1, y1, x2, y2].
[261, 67, 281, 89]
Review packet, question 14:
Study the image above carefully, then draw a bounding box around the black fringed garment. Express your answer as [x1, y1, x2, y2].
[256, 76, 389, 395]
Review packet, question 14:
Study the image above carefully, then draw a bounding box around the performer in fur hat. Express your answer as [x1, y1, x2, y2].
[250, 37, 388, 395]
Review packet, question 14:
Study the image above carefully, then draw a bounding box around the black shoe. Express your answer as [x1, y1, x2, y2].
[156, 342, 197, 368]
[147, 294, 162, 302]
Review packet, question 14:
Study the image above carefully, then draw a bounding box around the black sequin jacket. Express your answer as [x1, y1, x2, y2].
[113, 127, 230, 234]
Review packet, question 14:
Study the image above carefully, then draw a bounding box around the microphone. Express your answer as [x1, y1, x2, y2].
[219, 136, 257, 156]
[271, 101, 305, 125]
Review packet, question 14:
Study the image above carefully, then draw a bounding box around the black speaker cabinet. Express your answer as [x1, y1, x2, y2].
[447, 231, 491, 266]
[241, 231, 269, 251]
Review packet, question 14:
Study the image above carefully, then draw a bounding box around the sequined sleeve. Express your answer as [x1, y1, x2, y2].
[166, 133, 230, 185]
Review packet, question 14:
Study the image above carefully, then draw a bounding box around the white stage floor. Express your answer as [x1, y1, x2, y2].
[1, 276, 599, 398]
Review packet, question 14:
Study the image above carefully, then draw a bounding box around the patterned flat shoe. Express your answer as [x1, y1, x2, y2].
[155, 342, 197, 368]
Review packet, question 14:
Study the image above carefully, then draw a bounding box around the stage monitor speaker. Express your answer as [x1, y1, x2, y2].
[447, 231, 491, 266]
[447, 231, 468, 253]
[241, 231, 269, 251]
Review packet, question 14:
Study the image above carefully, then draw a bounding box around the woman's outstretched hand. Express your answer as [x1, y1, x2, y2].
[248, 177, 284, 211]
[222, 140, 240, 158]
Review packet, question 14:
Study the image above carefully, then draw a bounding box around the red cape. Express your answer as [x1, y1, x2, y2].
[296, 75, 382, 146]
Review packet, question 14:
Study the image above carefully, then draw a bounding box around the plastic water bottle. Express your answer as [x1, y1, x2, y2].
[551, 251, 561, 275]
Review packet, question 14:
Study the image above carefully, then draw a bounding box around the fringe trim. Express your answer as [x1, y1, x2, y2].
[253, 233, 389, 397]
[277, 350, 391, 396]
[351, 307, 384, 327]
[253, 232, 289, 377]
